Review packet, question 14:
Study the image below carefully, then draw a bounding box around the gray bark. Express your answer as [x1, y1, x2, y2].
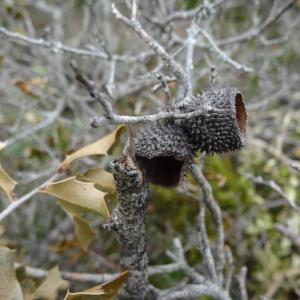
[104, 154, 150, 300]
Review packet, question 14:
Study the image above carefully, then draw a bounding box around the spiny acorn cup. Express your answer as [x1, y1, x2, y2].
[133, 120, 194, 187]
[179, 88, 247, 154]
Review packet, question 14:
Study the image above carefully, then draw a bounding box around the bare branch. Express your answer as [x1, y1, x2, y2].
[111, 3, 188, 102]
[152, 0, 227, 26]
[71, 63, 228, 127]
[159, 283, 231, 300]
[185, 23, 197, 94]
[15, 263, 117, 283]
[0, 173, 61, 222]
[276, 224, 300, 249]
[245, 173, 300, 214]
[217, 0, 295, 46]
[192, 165, 225, 283]
[197, 27, 253, 73]
[0, 26, 154, 63]
[237, 267, 248, 300]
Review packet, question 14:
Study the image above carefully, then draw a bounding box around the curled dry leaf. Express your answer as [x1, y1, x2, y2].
[41, 176, 110, 219]
[14, 80, 38, 97]
[0, 246, 24, 300]
[58, 200, 96, 249]
[41, 176, 109, 248]
[60, 125, 125, 170]
[31, 266, 69, 300]
[80, 168, 116, 194]
[0, 163, 17, 202]
[64, 271, 129, 300]
[74, 216, 96, 250]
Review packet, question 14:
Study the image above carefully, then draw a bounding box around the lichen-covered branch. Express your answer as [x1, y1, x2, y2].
[104, 153, 150, 299]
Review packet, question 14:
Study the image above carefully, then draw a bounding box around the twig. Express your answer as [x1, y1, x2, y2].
[15, 263, 117, 283]
[0, 26, 156, 63]
[159, 283, 231, 300]
[217, 0, 294, 46]
[90, 105, 227, 127]
[0, 173, 61, 222]
[197, 189, 218, 283]
[245, 173, 300, 214]
[290, 162, 300, 173]
[224, 247, 234, 291]
[237, 267, 248, 300]
[111, 3, 188, 102]
[151, 0, 227, 26]
[197, 27, 253, 73]
[107, 58, 116, 94]
[192, 165, 225, 283]
[185, 22, 197, 95]
[17, 261, 204, 283]
[5, 100, 64, 149]
[275, 224, 300, 249]
[70, 61, 114, 118]
[265, 267, 300, 299]
[152, 72, 172, 101]
[71, 62, 228, 127]
[165, 238, 205, 284]
[148, 262, 182, 276]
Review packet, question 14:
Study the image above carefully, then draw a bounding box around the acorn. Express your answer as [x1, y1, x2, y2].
[179, 88, 247, 154]
[133, 120, 194, 187]
[132, 88, 247, 187]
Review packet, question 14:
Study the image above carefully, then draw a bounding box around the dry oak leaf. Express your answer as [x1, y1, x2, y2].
[0, 163, 17, 202]
[79, 168, 116, 194]
[0, 246, 24, 300]
[14, 80, 38, 97]
[73, 216, 96, 250]
[31, 266, 69, 300]
[60, 125, 125, 170]
[57, 198, 98, 249]
[58, 200, 96, 249]
[64, 271, 129, 300]
[40, 176, 110, 219]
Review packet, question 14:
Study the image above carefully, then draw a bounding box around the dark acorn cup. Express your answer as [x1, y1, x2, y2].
[133, 121, 194, 187]
[133, 88, 247, 187]
[180, 88, 247, 154]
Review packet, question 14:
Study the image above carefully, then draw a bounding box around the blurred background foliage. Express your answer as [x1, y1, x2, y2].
[0, 0, 300, 299]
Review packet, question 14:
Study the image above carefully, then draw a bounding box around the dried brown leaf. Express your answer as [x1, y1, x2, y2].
[31, 266, 69, 300]
[63, 271, 129, 300]
[73, 216, 96, 250]
[15, 80, 37, 97]
[41, 177, 110, 219]
[58, 200, 96, 249]
[80, 168, 115, 194]
[60, 126, 125, 170]
[0, 246, 24, 300]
